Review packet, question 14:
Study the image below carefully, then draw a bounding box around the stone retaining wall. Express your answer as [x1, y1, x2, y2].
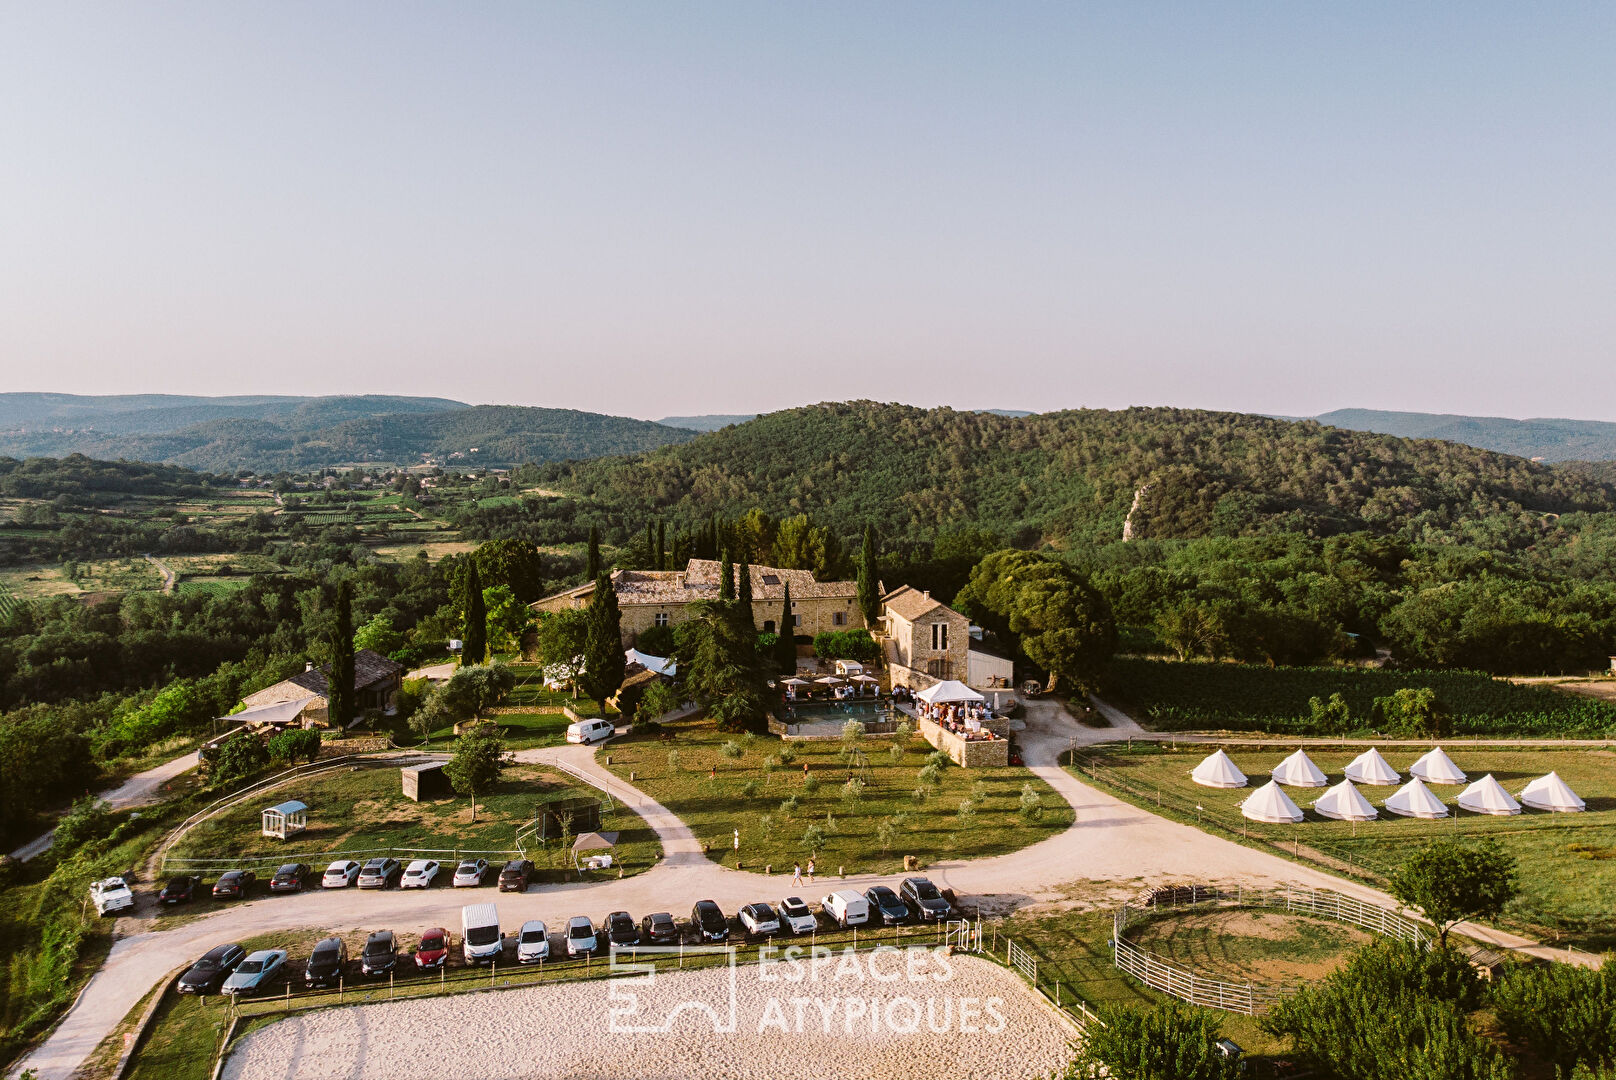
[917, 715, 1009, 767]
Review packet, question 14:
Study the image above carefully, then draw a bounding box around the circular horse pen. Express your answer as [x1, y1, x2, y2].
[1111, 884, 1429, 1015]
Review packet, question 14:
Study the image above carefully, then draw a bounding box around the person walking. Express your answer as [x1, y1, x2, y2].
[792, 863, 803, 887]
[806, 858, 815, 884]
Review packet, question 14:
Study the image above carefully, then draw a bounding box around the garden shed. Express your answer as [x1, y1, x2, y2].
[260, 800, 308, 839]
[401, 761, 451, 802]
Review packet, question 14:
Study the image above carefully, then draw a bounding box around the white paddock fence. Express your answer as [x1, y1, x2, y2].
[1112, 883, 1428, 1016]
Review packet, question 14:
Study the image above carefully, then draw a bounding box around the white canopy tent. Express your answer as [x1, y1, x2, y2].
[1343, 747, 1400, 786]
[1313, 779, 1378, 821]
[1190, 749, 1248, 789]
[1271, 749, 1328, 788]
[1518, 771, 1586, 813]
[916, 680, 986, 705]
[1409, 747, 1467, 785]
[624, 649, 676, 678]
[1457, 774, 1522, 816]
[1241, 781, 1304, 824]
[1385, 777, 1449, 819]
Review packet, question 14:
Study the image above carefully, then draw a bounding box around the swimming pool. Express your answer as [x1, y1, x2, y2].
[782, 699, 891, 722]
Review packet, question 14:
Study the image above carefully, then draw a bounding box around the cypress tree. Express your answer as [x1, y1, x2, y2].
[328, 580, 356, 728]
[857, 524, 881, 627]
[657, 521, 666, 571]
[578, 573, 627, 711]
[461, 562, 487, 665]
[719, 549, 734, 601]
[775, 581, 797, 675]
[737, 552, 753, 610]
[586, 526, 601, 582]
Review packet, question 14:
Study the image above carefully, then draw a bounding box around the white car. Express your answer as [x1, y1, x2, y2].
[322, 860, 362, 888]
[778, 896, 818, 935]
[221, 949, 288, 996]
[452, 859, 489, 887]
[90, 876, 135, 916]
[565, 916, 598, 958]
[400, 860, 440, 889]
[516, 920, 550, 964]
[738, 902, 781, 937]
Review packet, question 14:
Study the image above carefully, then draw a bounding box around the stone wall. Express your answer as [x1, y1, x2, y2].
[916, 715, 1009, 768]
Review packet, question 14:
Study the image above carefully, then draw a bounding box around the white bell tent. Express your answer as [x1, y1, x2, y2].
[1271, 749, 1328, 788]
[1384, 777, 1449, 819]
[1312, 779, 1378, 822]
[1456, 774, 1522, 816]
[1241, 780, 1304, 824]
[1518, 771, 1586, 813]
[1409, 747, 1467, 785]
[1343, 747, 1400, 786]
[1191, 749, 1248, 789]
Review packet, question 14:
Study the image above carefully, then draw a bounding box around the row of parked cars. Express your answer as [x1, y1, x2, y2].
[148, 857, 537, 911]
[172, 876, 955, 997]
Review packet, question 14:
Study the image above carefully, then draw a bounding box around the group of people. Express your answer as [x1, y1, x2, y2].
[784, 680, 879, 701]
[914, 699, 997, 740]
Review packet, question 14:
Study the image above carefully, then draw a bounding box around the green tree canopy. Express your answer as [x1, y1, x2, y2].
[577, 574, 626, 711]
[460, 561, 487, 665]
[444, 726, 505, 820]
[954, 549, 1117, 693]
[472, 538, 545, 603]
[328, 580, 356, 728]
[1388, 839, 1518, 947]
[1066, 1002, 1239, 1080]
[674, 600, 773, 732]
[856, 524, 880, 627]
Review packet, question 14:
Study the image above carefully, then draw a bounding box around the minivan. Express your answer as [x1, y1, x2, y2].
[820, 889, 870, 928]
[461, 903, 503, 965]
[565, 718, 615, 745]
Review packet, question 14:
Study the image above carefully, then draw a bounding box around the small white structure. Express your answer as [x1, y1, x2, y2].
[1191, 749, 1248, 789]
[1385, 777, 1448, 819]
[1241, 780, 1304, 824]
[1409, 747, 1467, 785]
[1343, 747, 1400, 786]
[1457, 774, 1522, 816]
[1313, 779, 1378, 821]
[624, 649, 676, 678]
[1271, 749, 1328, 788]
[261, 800, 308, 839]
[834, 659, 865, 677]
[1518, 771, 1586, 813]
[916, 679, 986, 705]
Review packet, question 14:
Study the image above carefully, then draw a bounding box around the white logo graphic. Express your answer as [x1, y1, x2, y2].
[608, 947, 740, 1034]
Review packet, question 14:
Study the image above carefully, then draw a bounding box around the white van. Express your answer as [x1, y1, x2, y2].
[820, 889, 870, 928]
[461, 903, 503, 965]
[566, 718, 615, 745]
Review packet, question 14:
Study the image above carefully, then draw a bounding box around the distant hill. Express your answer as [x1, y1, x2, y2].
[657, 414, 759, 432]
[1309, 408, 1616, 462]
[540, 401, 1612, 546]
[0, 394, 696, 472]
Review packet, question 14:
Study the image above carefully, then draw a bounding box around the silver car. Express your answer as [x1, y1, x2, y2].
[452, 859, 489, 887]
[221, 949, 288, 996]
[517, 920, 550, 963]
[565, 916, 598, 958]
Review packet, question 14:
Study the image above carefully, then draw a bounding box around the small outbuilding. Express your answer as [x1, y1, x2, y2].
[261, 800, 308, 839]
[401, 761, 451, 802]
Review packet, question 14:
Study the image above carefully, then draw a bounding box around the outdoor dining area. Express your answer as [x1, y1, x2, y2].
[781, 670, 882, 701]
[898, 680, 1011, 767]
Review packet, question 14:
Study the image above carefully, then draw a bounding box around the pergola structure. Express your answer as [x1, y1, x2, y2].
[261, 800, 308, 839]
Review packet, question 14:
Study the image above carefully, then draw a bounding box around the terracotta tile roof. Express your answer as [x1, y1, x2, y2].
[684, 559, 856, 601]
[882, 585, 948, 622]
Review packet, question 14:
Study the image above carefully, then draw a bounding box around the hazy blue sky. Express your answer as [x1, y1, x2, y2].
[3, 4, 1613, 420]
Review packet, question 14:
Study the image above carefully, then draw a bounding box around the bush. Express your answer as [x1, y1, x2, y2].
[635, 623, 675, 657]
[209, 733, 270, 785]
[720, 740, 744, 760]
[1491, 962, 1616, 1079]
[1067, 1002, 1239, 1080]
[638, 680, 681, 720]
[1017, 782, 1044, 823]
[51, 799, 115, 854]
[267, 728, 322, 765]
[779, 795, 801, 817]
[803, 773, 821, 796]
[917, 763, 942, 787]
[801, 823, 827, 853]
[811, 629, 878, 662]
[887, 743, 905, 764]
[741, 779, 762, 798]
[840, 777, 865, 808]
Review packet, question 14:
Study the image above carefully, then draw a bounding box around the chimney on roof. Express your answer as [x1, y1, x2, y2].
[305, 662, 314, 672]
[922, 590, 929, 599]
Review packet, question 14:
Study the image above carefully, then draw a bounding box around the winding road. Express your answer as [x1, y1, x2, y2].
[12, 701, 1586, 1080]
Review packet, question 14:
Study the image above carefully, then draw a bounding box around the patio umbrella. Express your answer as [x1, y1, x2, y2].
[815, 676, 843, 685]
[782, 677, 810, 686]
[850, 674, 880, 683]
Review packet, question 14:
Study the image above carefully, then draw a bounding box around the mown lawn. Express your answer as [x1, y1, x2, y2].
[1070, 743, 1616, 949]
[597, 713, 1073, 876]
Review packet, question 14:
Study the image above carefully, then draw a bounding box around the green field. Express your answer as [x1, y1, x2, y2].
[1113, 657, 1616, 736]
[1069, 743, 1616, 949]
[597, 713, 1073, 875]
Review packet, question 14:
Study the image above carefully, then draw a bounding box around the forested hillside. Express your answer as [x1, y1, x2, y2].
[1313, 408, 1616, 462]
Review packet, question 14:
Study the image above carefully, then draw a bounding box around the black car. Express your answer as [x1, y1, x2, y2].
[602, 910, 639, 949]
[498, 859, 533, 893]
[158, 875, 202, 905]
[864, 885, 910, 926]
[268, 863, 312, 894]
[899, 877, 950, 922]
[211, 870, 256, 900]
[640, 911, 679, 945]
[176, 942, 246, 994]
[692, 900, 730, 943]
[360, 930, 398, 976]
[304, 936, 347, 987]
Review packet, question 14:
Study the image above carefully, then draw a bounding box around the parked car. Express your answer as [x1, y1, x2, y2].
[778, 896, 818, 936]
[158, 875, 202, 905]
[738, 902, 781, 938]
[357, 858, 401, 890]
[90, 876, 136, 916]
[400, 860, 441, 889]
[452, 859, 490, 887]
[322, 860, 362, 888]
[268, 863, 311, 893]
[304, 937, 348, 987]
[602, 910, 639, 950]
[177, 943, 246, 995]
[516, 920, 550, 963]
[640, 911, 679, 945]
[899, 877, 950, 922]
[565, 916, 598, 958]
[691, 900, 730, 943]
[222, 949, 288, 996]
[211, 870, 256, 900]
[360, 931, 398, 976]
[565, 717, 615, 745]
[820, 890, 870, 928]
[414, 927, 450, 971]
[461, 903, 502, 965]
[863, 885, 910, 926]
[498, 859, 533, 892]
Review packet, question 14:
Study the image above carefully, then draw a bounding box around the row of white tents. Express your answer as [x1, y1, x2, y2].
[1190, 748, 1586, 824]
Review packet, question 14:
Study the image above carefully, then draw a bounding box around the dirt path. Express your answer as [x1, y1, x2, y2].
[8, 751, 200, 861]
[142, 553, 175, 594]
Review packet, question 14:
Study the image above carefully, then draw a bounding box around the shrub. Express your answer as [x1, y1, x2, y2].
[803, 773, 821, 796]
[917, 762, 942, 788]
[910, 786, 929, 806]
[956, 800, 977, 829]
[777, 746, 797, 767]
[894, 720, 913, 741]
[801, 823, 827, 853]
[52, 798, 115, 854]
[1491, 960, 1616, 1079]
[925, 750, 951, 770]
[877, 817, 898, 852]
[209, 733, 270, 785]
[811, 629, 878, 662]
[638, 680, 680, 720]
[1018, 782, 1044, 823]
[741, 779, 762, 798]
[763, 754, 782, 773]
[840, 777, 865, 808]
[779, 795, 801, 817]
[887, 743, 905, 764]
[1067, 1002, 1240, 1080]
[666, 749, 681, 772]
[721, 740, 744, 760]
[267, 728, 322, 765]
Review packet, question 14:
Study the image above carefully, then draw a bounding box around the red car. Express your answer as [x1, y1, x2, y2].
[414, 927, 450, 970]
